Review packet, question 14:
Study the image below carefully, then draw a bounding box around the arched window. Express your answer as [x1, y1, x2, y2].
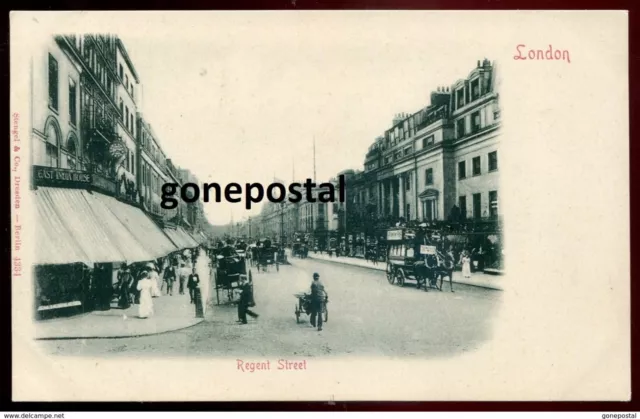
[65, 135, 78, 170]
[45, 119, 60, 168]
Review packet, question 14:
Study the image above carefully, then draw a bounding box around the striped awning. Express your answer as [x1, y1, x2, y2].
[187, 231, 203, 246]
[81, 191, 154, 263]
[34, 189, 92, 266]
[93, 193, 178, 259]
[35, 188, 125, 264]
[163, 226, 199, 249]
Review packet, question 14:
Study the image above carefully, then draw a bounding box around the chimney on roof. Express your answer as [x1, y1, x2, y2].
[477, 60, 481, 67]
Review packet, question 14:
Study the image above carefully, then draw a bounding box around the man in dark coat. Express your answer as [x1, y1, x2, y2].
[163, 263, 177, 296]
[117, 266, 132, 309]
[187, 267, 200, 304]
[237, 276, 258, 324]
[310, 272, 328, 331]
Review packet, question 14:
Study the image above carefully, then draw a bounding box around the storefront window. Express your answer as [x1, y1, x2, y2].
[45, 122, 60, 168]
[35, 264, 87, 316]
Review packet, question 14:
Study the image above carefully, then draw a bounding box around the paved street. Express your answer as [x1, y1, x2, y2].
[38, 257, 501, 358]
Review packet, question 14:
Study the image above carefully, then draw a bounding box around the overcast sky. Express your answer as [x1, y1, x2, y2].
[117, 13, 490, 225]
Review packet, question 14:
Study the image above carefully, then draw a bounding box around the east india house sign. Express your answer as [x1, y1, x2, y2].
[33, 166, 91, 189]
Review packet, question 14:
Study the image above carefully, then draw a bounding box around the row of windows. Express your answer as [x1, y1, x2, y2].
[118, 63, 135, 100]
[396, 190, 498, 223]
[48, 55, 78, 127]
[118, 99, 136, 136]
[458, 151, 498, 179]
[82, 41, 116, 101]
[458, 190, 498, 219]
[455, 77, 485, 110]
[392, 151, 497, 194]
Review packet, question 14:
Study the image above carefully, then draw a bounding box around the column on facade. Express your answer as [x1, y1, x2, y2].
[379, 181, 385, 216]
[413, 169, 418, 221]
[391, 178, 397, 218]
[398, 175, 405, 219]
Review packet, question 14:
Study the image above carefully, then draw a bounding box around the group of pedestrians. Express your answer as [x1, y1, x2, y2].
[114, 249, 204, 319]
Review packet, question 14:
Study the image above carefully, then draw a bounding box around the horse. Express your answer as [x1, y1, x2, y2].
[434, 252, 455, 292]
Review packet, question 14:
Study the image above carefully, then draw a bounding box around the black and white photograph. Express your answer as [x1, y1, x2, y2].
[10, 12, 629, 402]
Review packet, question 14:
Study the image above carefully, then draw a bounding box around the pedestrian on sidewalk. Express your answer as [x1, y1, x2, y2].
[129, 266, 140, 305]
[178, 263, 189, 295]
[117, 266, 132, 309]
[309, 272, 328, 332]
[163, 263, 177, 296]
[147, 263, 162, 298]
[188, 267, 200, 304]
[136, 271, 155, 319]
[191, 248, 198, 266]
[237, 275, 258, 325]
[460, 250, 472, 278]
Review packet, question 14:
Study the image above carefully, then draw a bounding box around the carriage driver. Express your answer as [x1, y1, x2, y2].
[310, 273, 328, 332]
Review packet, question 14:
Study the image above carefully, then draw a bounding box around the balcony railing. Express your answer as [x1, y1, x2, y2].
[82, 107, 117, 144]
[415, 105, 449, 132]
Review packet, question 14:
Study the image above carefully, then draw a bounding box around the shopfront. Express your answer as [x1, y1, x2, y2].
[32, 165, 179, 318]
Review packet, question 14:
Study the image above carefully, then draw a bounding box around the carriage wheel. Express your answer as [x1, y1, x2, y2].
[396, 269, 406, 287]
[386, 263, 395, 285]
[295, 305, 300, 323]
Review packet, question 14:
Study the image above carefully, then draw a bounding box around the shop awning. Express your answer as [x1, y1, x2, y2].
[34, 189, 92, 266]
[187, 231, 203, 246]
[81, 191, 154, 263]
[35, 188, 125, 264]
[163, 226, 199, 249]
[93, 193, 178, 259]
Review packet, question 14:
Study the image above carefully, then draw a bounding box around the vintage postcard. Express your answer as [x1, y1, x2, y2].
[10, 11, 629, 401]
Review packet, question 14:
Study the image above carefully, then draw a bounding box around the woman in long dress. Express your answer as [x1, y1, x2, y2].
[461, 251, 472, 278]
[146, 263, 162, 298]
[136, 271, 154, 319]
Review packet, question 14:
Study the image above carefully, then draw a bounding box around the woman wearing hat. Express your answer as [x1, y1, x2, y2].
[136, 270, 155, 319]
[146, 262, 162, 298]
[460, 250, 472, 279]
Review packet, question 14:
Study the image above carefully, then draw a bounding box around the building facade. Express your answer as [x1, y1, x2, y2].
[114, 40, 139, 200]
[362, 58, 501, 225]
[30, 34, 211, 317]
[137, 116, 171, 217]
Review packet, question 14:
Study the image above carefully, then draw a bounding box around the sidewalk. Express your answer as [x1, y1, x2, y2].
[35, 249, 213, 340]
[35, 292, 204, 340]
[305, 252, 503, 291]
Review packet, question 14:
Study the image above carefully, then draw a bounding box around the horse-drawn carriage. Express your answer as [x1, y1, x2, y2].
[235, 241, 248, 259]
[292, 241, 308, 258]
[385, 227, 456, 292]
[253, 239, 280, 272]
[213, 245, 253, 304]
